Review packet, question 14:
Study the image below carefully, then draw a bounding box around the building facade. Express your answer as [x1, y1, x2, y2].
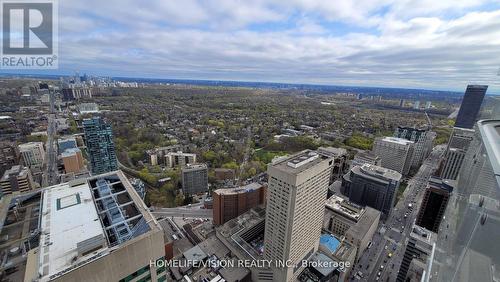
[394, 126, 436, 169]
[264, 150, 333, 282]
[213, 183, 266, 225]
[439, 127, 475, 180]
[318, 147, 349, 184]
[18, 142, 45, 168]
[372, 136, 414, 175]
[342, 164, 401, 219]
[165, 152, 197, 168]
[0, 141, 19, 177]
[416, 177, 453, 233]
[351, 151, 381, 169]
[83, 117, 118, 175]
[181, 164, 208, 195]
[61, 148, 85, 173]
[0, 165, 35, 194]
[397, 225, 436, 282]
[454, 85, 488, 129]
[429, 119, 500, 282]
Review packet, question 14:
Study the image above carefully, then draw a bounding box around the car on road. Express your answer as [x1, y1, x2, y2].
[388, 253, 393, 258]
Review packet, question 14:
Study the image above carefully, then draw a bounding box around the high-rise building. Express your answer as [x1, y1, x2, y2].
[264, 150, 333, 282]
[18, 142, 45, 168]
[414, 101, 420, 109]
[0, 165, 35, 194]
[399, 99, 405, 108]
[24, 171, 166, 282]
[454, 85, 488, 129]
[394, 126, 436, 169]
[439, 127, 475, 180]
[425, 101, 432, 109]
[416, 177, 453, 233]
[213, 183, 266, 225]
[396, 225, 437, 282]
[372, 136, 414, 175]
[0, 141, 19, 176]
[342, 164, 401, 219]
[429, 119, 500, 282]
[83, 117, 118, 175]
[318, 147, 349, 184]
[61, 147, 85, 173]
[181, 163, 208, 195]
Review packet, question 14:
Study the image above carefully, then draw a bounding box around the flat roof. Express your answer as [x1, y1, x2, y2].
[183, 245, 208, 262]
[213, 183, 263, 196]
[271, 150, 331, 174]
[380, 136, 414, 145]
[60, 147, 81, 157]
[183, 163, 207, 171]
[36, 171, 158, 281]
[325, 195, 363, 221]
[39, 181, 106, 279]
[318, 147, 347, 157]
[1, 165, 29, 180]
[355, 163, 402, 182]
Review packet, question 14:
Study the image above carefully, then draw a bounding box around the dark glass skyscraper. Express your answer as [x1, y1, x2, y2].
[83, 117, 118, 175]
[454, 85, 488, 128]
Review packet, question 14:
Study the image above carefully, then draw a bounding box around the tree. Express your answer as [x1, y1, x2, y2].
[175, 193, 184, 206]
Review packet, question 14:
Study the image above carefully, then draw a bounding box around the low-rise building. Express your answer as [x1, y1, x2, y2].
[351, 151, 381, 169]
[214, 168, 236, 181]
[165, 151, 197, 168]
[0, 165, 35, 194]
[147, 145, 181, 166]
[323, 195, 380, 260]
[0, 141, 19, 176]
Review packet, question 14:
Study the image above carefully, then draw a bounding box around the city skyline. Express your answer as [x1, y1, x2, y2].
[1, 0, 500, 93]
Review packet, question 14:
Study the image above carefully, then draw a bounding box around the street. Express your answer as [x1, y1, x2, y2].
[151, 204, 213, 219]
[350, 146, 444, 281]
[43, 90, 59, 187]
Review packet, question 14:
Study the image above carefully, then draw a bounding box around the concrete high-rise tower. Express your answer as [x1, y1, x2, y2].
[454, 85, 488, 129]
[264, 150, 333, 282]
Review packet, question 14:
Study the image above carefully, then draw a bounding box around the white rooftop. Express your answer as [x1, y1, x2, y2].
[381, 136, 414, 145]
[38, 181, 107, 279]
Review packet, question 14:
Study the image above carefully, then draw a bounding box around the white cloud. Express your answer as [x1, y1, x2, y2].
[43, 1, 500, 91]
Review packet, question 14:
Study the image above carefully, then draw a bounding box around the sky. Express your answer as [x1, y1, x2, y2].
[4, 0, 500, 93]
